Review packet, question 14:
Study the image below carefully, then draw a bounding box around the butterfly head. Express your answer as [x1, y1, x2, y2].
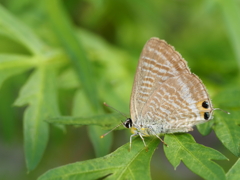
[123, 118, 133, 128]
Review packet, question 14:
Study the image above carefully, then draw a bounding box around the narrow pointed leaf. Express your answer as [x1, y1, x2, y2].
[43, 0, 99, 110]
[164, 133, 227, 180]
[38, 137, 159, 180]
[43, 0, 111, 156]
[46, 113, 124, 130]
[14, 67, 60, 171]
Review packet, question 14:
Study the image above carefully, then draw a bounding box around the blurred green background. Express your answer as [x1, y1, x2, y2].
[0, 0, 239, 180]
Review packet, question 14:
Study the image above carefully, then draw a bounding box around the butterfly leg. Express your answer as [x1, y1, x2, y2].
[129, 133, 138, 151]
[138, 133, 148, 152]
[155, 135, 168, 147]
[148, 126, 168, 146]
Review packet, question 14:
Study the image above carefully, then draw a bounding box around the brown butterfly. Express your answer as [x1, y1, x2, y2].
[102, 37, 229, 149]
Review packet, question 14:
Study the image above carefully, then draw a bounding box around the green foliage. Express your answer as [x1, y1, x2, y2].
[214, 111, 240, 157]
[43, 0, 115, 158]
[0, 3, 61, 172]
[217, 0, 240, 68]
[43, 0, 99, 110]
[14, 68, 60, 171]
[46, 113, 124, 130]
[0, 4, 45, 55]
[38, 138, 159, 180]
[164, 134, 227, 180]
[72, 90, 113, 157]
[0, 54, 35, 87]
[0, 0, 240, 180]
[226, 159, 240, 180]
[213, 88, 240, 157]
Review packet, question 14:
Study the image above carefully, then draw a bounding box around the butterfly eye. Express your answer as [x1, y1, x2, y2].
[124, 118, 133, 128]
[202, 101, 209, 109]
[204, 112, 210, 120]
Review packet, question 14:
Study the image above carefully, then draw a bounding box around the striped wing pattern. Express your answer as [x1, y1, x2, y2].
[130, 38, 212, 134]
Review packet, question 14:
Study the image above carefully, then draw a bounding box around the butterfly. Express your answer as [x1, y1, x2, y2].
[102, 37, 228, 149]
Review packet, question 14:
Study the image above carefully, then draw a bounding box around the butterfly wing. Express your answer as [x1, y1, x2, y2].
[141, 73, 213, 133]
[130, 37, 191, 123]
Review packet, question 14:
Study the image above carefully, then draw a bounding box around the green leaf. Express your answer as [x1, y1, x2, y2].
[38, 137, 159, 180]
[42, 0, 114, 158]
[217, 0, 240, 68]
[213, 87, 240, 156]
[42, 0, 99, 110]
[164, 133, 227, 180]
[197, 120, 214, 136]
[46, 113, 125, 130]
[14, 67, 60, 171]
[0, 5, 45, 55]
[0, 54, 35, 88]
[213, 112, 240, 157]
[226, 158, 240, 180]
[72, 90, 113, 157]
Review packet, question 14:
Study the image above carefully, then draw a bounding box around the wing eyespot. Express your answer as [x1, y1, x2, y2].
[204, 112, 210, 120]
[202, 101, 209, 109]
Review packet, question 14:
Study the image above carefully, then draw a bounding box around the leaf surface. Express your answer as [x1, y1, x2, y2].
[197, 120, 214, 136]
[164, 133, 227, 180]
[226, 158, 240, 180]
[43, 0, 112, 156]
[214, 112, 240, 157]
[213, 87, 240, 156]
[43, 0, 99, 110]
[38, 137, 159, 180]
[14, 67, 60, 171]
[46, 113, 125, 130]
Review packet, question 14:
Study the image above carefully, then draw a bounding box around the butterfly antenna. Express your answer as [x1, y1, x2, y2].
[103, 102, 128, 118]
[214, 108, 230, 114]
[100, 123, 122, 138]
